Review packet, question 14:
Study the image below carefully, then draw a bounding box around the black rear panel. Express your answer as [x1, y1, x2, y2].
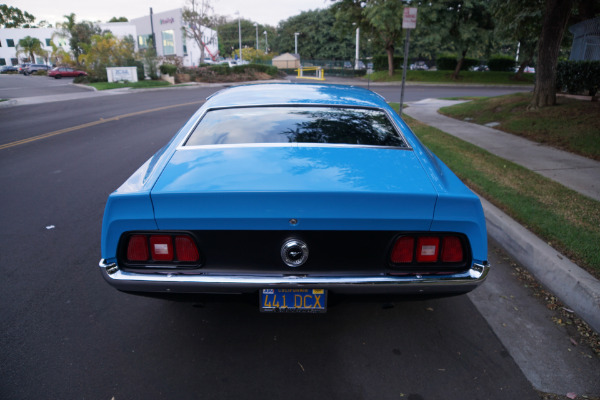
[118, 230, 472, 276]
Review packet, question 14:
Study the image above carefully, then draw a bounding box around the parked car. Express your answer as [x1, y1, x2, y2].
[0, 65, 18, 73]
[48, 67, 87, 79]
[410, 61, 429, 70]
[99, 83, 489, 312]
[25, 64, 51, 74]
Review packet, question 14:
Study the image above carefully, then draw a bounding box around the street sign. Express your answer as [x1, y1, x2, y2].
[402, 7, 418, 30]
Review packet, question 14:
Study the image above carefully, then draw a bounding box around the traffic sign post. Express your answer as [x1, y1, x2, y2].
[400, 7, 417, 115]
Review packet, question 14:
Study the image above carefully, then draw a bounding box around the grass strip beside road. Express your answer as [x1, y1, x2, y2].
[88, 80, 171, 90]
[371, 70, 535, 85]
[398, 111, 600, 278]
[438, 93, 600, 161]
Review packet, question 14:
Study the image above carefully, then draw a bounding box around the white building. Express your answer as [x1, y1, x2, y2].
[0, 8, 218, 68]
[0, 27, 69, 66]
[129, 8, 218, 67]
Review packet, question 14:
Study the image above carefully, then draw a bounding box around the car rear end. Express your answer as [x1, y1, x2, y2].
[99, 84, 489, 311]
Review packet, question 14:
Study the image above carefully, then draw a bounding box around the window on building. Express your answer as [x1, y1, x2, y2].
[138, 34, 152, 50]
[182, 33, 187, 55]
[46, 39, 52, 46]
[162, 30, 175, 55]
[7, 39, 15, 47]
[11, 58, 18, 65]
[0, 59, 6, 66]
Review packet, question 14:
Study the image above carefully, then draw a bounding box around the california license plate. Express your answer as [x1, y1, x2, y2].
[260, 288, 327, 313]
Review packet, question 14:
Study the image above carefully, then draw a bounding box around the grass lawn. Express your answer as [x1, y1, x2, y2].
[371, 70, 535, 85]
[394, 108, 600, 278]
[88, 80, 171, 90]
[438, 92, 600, 161]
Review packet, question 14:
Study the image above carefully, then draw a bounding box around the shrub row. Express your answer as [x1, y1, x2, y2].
[488, 55, 516, 72]
[556, 60, 600, 96]
[436, 55, 479, 71]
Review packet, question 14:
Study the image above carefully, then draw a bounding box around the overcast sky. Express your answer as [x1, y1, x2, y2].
[7, 0, 329, 27]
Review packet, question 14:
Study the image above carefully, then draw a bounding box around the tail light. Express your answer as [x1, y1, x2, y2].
[390, 234, 466, 265]
[123, 233, 201, 266]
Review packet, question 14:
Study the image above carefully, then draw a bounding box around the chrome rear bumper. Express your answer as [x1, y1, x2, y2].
[99, 259, 489, 296]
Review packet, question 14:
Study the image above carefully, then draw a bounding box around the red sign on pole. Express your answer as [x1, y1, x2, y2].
[402, 8, 418, 29]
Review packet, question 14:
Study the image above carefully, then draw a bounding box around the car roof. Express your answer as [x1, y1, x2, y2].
[205, 83, 388, 109]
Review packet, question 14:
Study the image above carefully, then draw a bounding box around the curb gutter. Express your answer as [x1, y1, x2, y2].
[481, 196, 600, 333]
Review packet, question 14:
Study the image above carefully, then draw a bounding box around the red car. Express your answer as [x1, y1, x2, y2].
[48, 67, 87, 79]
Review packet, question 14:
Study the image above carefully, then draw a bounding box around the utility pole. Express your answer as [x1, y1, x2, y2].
[294, 32, 300, 55]
[355, 27, 360, 69]
[150, 8, 156, 52]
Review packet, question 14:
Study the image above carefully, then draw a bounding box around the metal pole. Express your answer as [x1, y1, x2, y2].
[399, 29, 411, 115]
[355, 27, 360, 69]
[238, 14, 243, 63]
[255, 24, 258, 50]
[149, 8, 156, 52]
[294, 32, 299, 55]
[264, 31, 268, 53]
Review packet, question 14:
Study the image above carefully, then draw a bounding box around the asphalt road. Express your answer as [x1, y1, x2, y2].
[0, 81, 545, 399]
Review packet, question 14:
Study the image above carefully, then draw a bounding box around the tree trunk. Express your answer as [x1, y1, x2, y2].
[451, 50, 468, 80]
[514, 56, 533, 80]
[529, 0, 574, 109]
[386, 45, 395, 76]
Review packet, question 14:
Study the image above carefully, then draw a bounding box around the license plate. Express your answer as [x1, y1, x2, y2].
[260, 288, 327, 313]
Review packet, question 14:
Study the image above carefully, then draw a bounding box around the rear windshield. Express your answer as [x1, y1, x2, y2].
[184, 106, 408, 147]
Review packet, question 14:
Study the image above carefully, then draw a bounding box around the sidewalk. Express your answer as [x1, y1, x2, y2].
[403, 99, 600, 334]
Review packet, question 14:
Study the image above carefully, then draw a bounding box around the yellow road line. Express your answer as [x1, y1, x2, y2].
[0, 100, 205, 151]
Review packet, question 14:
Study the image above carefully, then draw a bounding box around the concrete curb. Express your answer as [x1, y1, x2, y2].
[481, 196, 600, 333]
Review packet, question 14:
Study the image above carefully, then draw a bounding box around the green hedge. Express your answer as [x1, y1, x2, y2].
[231, 63, 279, 76]
[488, 55, 515, 72]
[436, 54, 479, 71]
[159, 63, 177, 76]
[373, 55, 403, 71]
[556, 60, 600, 96]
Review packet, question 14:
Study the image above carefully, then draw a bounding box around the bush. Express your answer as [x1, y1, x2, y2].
[488, 55, 516, 72]
[373, 55, 403, 71]
[159, 63, 177, 76]
[556, 60, 600, 96]
[232, 63, 278, 76]
[436, 54, 479, 71]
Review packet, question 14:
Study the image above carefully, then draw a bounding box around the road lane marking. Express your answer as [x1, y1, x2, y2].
[0, 100, 205, 151]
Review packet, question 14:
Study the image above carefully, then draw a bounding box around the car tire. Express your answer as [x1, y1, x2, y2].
[54, 75, 61, 79]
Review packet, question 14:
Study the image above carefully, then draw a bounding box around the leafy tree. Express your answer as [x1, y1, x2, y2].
[414, 0, 494, 79]
[273, 8, 356, 60]
[491, 0, 544, 80]
[0, 4, 35, 28]
[56, 14, 101, 65]
[108, 17, 128, 22]
[216, 18, 275, 57]
[15, 36, 47, 63]
[78, 33, 135, 81]
[333, 0, 404, 76]
[182, 0, 216, 63]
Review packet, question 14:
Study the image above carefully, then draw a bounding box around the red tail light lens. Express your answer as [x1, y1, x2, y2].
[125, 233, 201, 265]
[390, 234, 467, 267]
[150, 235, 174, 261]
[391, 236, 415, 263]
[127, 235, 148, 261]
[416, 237, 439, 263]
[442, 236, 464, 262]
[175, 235, 200, 262]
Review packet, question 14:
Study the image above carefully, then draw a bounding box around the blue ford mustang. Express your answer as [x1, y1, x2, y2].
[99, 83, 489, 312]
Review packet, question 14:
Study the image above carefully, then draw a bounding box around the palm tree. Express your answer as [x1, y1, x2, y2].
[15, 36, 47, 63]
